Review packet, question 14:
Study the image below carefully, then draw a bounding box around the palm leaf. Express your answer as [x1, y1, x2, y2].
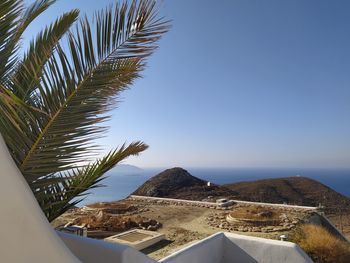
[19, 0, 169, 181]
[20, 0, 56, 33]
[36, 141, 148, 221]
[1, 0, 57, 80]
[0, 0, 169, 221]
[0, 0, 23, 80]
[0, 85, 40, 162]
[11, 10, 79, 101]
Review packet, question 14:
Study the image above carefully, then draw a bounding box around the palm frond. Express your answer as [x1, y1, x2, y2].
[36, 141, 148, 221]
[0, 85, 41, 162]
[11, 10, 79, 101]
[20, 0, 56, 34]
[1, 0, 56, 81]
[18, 0, 169, 182]
[0, 0, 23, 80]
[0, 0, 169, 222]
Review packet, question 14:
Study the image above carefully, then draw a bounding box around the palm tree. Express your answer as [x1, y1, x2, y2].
[0, 0, 169, 221]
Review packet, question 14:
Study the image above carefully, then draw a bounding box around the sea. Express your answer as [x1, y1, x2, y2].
[78, 168, 350, 206]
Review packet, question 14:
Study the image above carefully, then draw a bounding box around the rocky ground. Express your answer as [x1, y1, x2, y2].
[53, 201, 162, 238]
[205, 204, 312, 233]
[53, 197, 323, 260]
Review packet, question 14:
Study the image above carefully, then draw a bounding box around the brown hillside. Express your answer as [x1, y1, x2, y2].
[224, 176, 350, 213]
[132, 167, 235, 200]
[133, 168, 350, 214]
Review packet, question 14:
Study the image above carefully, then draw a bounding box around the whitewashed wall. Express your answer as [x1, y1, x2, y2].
[160, 232, 313, 263]
[58, 232, 157, 263]
[0, 135, 80, 263]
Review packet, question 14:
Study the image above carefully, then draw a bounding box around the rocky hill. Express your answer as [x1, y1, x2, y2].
[133, 168, 350, 213]
[132, 167, 235, 200]
[224, 176, 350, 213]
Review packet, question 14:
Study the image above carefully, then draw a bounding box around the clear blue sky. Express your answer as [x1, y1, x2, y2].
[23, 0, 350, 168]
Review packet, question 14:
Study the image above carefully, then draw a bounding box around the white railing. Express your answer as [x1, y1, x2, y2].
[129, 195, 318, 210]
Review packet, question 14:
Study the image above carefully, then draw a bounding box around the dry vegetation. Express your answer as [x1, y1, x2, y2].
[229, 206, 281, 220]
[291, 224, 350, 263]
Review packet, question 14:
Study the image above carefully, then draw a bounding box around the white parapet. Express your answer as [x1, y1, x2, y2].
[129, 195, 317, 210]
[160, 232, 313, 263]
[0, 135, 80, 263]
[58, 231, 157, 263]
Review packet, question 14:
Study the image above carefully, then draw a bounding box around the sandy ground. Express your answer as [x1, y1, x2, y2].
[104, 199, 294, 260]
[54, 198, 350, 260]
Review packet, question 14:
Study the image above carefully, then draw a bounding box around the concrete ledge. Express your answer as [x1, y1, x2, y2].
[58, 231, 157, 263]
[231, 199, 317, 210]
[223, 232, 313, 263]
[160, 232, 313, 263]
[160, 232, 225, 263]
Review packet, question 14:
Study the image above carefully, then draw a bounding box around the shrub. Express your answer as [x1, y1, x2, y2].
[292, 224, 350, 263]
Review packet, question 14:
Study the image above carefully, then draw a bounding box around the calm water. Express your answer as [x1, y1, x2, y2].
[79, 168, 350, 206]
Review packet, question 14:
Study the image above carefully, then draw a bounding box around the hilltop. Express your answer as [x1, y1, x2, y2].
[132, 167, 235, 200]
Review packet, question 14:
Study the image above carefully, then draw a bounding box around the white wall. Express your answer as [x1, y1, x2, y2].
[0, 135, 79, 263]
[160, 232, 313, 263]
[223, 232, 312, 263]
[160, 233, 225, 263]
[58, 232, 157, 263]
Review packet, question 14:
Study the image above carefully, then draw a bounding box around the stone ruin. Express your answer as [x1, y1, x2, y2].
[205, 204, 311, 233]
